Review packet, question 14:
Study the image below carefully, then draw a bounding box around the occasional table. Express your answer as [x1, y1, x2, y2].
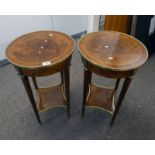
[78, 31, 148, 126]
[6, 31, 74, 124]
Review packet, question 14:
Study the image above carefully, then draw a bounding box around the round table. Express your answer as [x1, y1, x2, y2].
[78, 31, 148, 126]
[6, 31, 74, 124]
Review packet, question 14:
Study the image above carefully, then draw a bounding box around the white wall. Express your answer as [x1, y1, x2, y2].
[0, 15, 89, 60]
[0, 15, 53, 60]
[52, 15, 88, 35]
[87, 15, 100, 33]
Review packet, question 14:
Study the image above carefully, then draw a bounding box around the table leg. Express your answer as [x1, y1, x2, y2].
[82, 69, 92, 117]
[111, 78, 120, 100]
[64, 67, 70, 117]
[32, 77, 38, 89]
[20, 75, 41, 124]
[110, 77, 132, 126]
[114, 79, 120, 93]
[60, 70, 64, 84]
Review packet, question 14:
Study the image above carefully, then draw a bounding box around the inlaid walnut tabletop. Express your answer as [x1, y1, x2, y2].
[6, 31, 74, 69]
[79, 31, 148, 71]
[79, 31, 148, 126]
[6, 31, 74, 124]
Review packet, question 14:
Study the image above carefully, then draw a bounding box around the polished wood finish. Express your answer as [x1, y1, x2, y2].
[112, 78, 120, 99]
[82, 57, 136, 78]
[82, 69, 92, 117]
[37, 84, 66, 112]
[63, 66, 71, 117]
[17, 69, 41, 124]
[79, 31, 148, 126]
[32, 77, 38, 89]
[21, 59, 68, 77]
[110, 77, 132, 126]
[6, 31, 74, 124]
[79, 31, 148, 71]
[6, 31, 74, 69]
[86, 84, 115, 114]
[104, 15, 130, 33]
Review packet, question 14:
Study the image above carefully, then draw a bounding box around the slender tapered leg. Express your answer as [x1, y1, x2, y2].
[110, 77, 132, 126]
[63, 67, 70, 117]
[32, 77, 38, 89]
[60, 70, 64, 84]
[20, 75, 41, 124]
[111, 78, 120, 100]
[114, 79, 120, 92]
[82, 69, 92, 117]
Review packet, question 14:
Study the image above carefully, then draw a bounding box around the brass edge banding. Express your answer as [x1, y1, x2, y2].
[39, 105, 66, 113]
[91, 83, 114, 90]
[112, 91, 115, 112]
[86, 83, 114, 102]
[36, 82, 62, 89]
[6, 30, 75, 69]
[85, 106, 113, 115]
[85, 83, 115, 114]
[86, 84, 91, 102]
[35, 89, 43, 111]
[61, 84, 67, 102]
[35, 83, 67, 112]
[78, 30, 148, 72]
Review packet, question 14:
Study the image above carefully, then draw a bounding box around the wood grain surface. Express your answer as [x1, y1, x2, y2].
[86, 84, 115, 114]
[79, 31, 148, 71]
[37, 84, 66, 112]
[104, 15, 129, 33]
[6, 31, 74, 69]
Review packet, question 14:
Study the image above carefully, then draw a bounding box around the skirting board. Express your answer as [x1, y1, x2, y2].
[0, 59, 9, 67]
[0, 30, 87, 67]
[72, 30, 87, 39]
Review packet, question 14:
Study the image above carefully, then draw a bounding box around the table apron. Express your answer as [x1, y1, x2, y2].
[82, 59, 136, 78]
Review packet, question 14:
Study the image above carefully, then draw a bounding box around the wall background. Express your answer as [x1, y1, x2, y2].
[52, 15, 88, 35]
[0, 15, 89, 60]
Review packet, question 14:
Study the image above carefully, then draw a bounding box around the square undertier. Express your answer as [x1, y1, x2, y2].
[37, 84, 66, 112]
[86, 84, 115, 114]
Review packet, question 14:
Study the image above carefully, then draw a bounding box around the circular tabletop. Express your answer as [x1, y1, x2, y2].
[6, 31, 74, 69]
[79, 31, 148, 71]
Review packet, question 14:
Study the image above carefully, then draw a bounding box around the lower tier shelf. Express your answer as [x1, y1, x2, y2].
[36, 84, 66, 112]
[86, 84, 115, 114]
